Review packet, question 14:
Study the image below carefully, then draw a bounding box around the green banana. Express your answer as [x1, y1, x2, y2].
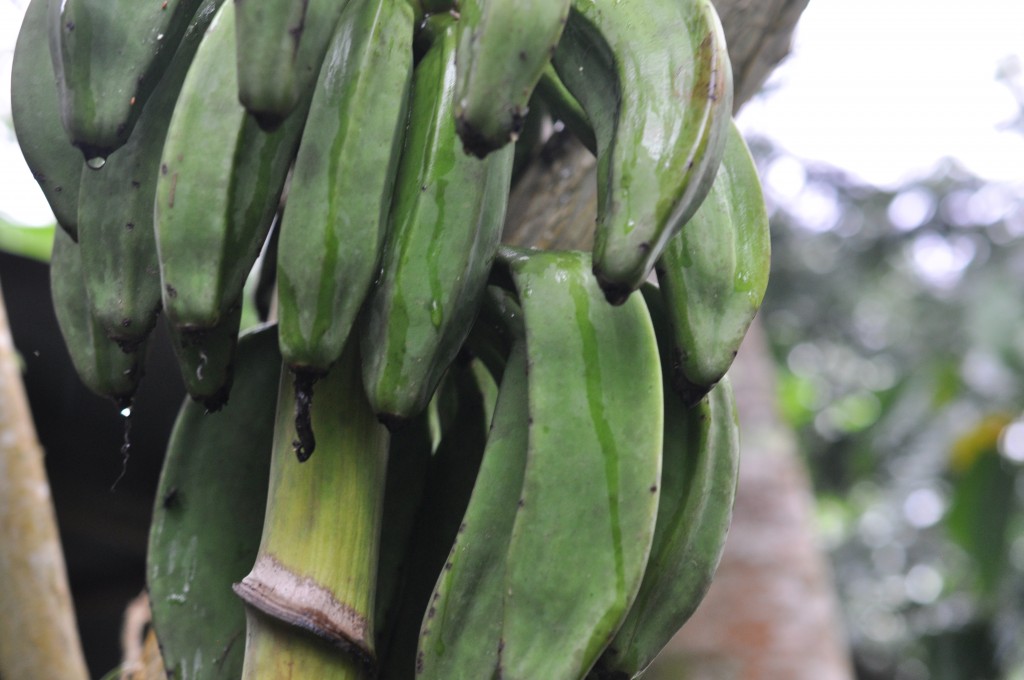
[167, 300, 243, 412]
[76, 0, 224, 350]
[551, 0, 733, 303]
[11, 0, 83, 238]
[147, 324, 279, 680]
[377, 358, 489, 680]
[655, 122, 771, 405]
[417, 339, 528, 680]
[453, 0, 570, 157]
[591, 285, 740, 679]
[360, 18, 514, 426]
[155, 0, 310, 333]
[47, 0, 205, 159]
[276, 0, 414, 379]
[499, 248, 663, 680]
[49, 228, 145, 408]
[233, 0, 350, 129]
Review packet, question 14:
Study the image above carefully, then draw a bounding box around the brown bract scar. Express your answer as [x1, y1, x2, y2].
[233, 554, 375, 670]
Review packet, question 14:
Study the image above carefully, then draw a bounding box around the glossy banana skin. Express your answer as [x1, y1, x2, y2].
[592, 285, 740, 679]
[49, 228, 145, 407]
[47, 0, 205, 159]
[276, 0, 414, 376]
[416, 339, 528, 680]
[11, 0, 83, 238]
[147, 324, 279, 680]
[500, 248, 663, 680]
[155, 0, 310, 333]
[552, 0, 733, 303]
[360, 20, 514, 425]
[77, 0, 223, 350]
[233, 0, 349, 129]
[453, 0, 570, 157]
[655, 122, 771, 405]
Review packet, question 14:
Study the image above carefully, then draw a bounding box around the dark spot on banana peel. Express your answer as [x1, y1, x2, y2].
[650, 485, 658, 493]
[125, 221, 134, 231]
[162, 486, 180, 510]
[131, 180, 140, 189]
[168, 173, 177, 207]
[518, 50, 527, 62]
[65, 21, 74, 31]
[120, 318, 131, 328]
[291, 370, 320, 461]
[160, 163, 168, 175]
[416, 650, 425, 675]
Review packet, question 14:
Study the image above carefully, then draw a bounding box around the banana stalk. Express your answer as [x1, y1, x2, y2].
[234, 340, 389, 678]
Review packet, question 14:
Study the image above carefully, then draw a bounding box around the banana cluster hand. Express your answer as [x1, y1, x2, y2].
[13, 0, 772, 676]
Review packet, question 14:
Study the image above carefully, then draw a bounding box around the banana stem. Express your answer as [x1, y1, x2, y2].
[241, 609, 369, 680]
[234, 342, 389, 678]
[0, 281, 89, 680]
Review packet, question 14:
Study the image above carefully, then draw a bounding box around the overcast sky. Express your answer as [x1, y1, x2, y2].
[1, 0, 1022, 226]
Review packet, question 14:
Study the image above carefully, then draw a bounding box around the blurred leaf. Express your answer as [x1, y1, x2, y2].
[925, 620, 1000, 680]
[827, 390, 882, 434]
[0, 218, 54, 262]
[777, 370, 818, 428]
[945, 418, 1017, 598]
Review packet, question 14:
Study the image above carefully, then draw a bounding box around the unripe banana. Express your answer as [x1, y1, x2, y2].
[453, 0, 570, 157]
[233, 0, 350, 129]
[276, 0, 414, 378]
[360, 18, 514, 426]
[77, 0, 224, 350]
[49, 228, 145, 408]
[417, 338, 528, 679]
[155, 0, 310, 333]
[11, 0, 83, 238]
[147, 324, 280, 679]
[655, 121, 771, 405]
[591, 285, 740, 679]
[551, 0, 733, 303]
[167, 300, 243, 412]
[47, 0, 205, 159]
[499, 247, 663, 680]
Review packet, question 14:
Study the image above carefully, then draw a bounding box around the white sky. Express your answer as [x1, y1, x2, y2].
[1, 0, 1023, 226]
[737, 0, 1024, 189]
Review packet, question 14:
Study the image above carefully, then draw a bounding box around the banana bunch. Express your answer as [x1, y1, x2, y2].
[13, 0, 774, 676]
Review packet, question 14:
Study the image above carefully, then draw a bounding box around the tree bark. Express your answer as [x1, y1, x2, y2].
[0, 281, 89, 680]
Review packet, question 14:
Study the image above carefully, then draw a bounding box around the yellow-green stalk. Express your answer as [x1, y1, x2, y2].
[234, 341, 389, 677]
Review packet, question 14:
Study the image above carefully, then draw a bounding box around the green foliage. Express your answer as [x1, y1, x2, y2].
[754, 122, 1024, 676]
[0, 218, 53, 262]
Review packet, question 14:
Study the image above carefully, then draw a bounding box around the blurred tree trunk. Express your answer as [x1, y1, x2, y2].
[0, 283, 90, 680]
[505, 0, 855, 677]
